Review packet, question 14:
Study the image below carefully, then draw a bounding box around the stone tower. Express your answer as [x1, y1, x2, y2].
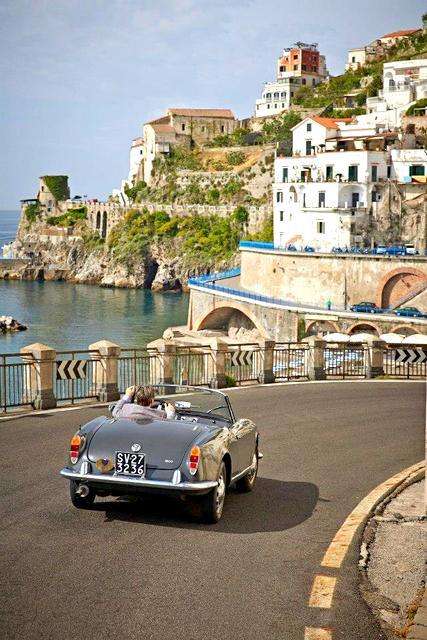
[37, 176, 70, 212]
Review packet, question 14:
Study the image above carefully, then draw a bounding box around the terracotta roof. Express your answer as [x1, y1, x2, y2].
[381, 29, 419, 39]
[168, 108, 235, 119]
[311, 116, 354, 129]
[146, 115, 170, 125]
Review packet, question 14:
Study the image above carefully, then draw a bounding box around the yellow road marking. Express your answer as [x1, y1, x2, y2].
[321, 460, 424, 569]
[309, 575, 337, 608]
[304, 628, 333, 640]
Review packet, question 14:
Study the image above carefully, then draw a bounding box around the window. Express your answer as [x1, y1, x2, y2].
[281, 92, 286, 97]
[372, 190, 380, 202]
[276, 191, 283, 203]
[293, 65, 298, 70]
[303, 192, 306, 207]
[267, 104, 270, 109]
[352, 56, 356, 63]
[326, 165, 333, 180]
[181, 123, 185, 131]
[266, 92, 271, 98]
[317, 220, 325, 234]
[293, 54, 298, 60]
[282, 103, 285, 108]
[307, 123, 312, 132]
[274, 104, 277, 108]
[409, 165, 425, 176]
[274, 92, 279, 98]
[306, 139, 312, 155]
[371, 165, 378, 181]
[312, 78, 316, 86]
[302, 64, 307, 71]
[279, 211, 284, 222]
[387, 165, 391, 178]
[290, 91, 294, 97]
[221, 125, 225, 132]
[351, 192, 360, 208]
[140, 149, 143, 155]
[282, 167, 288, 182]
[348, 165, 358, 181]
[280, 66, 285, 72]
[318, 191, 326, 207]
[201, 126, 205, 132]
[350, 223, 356, 233]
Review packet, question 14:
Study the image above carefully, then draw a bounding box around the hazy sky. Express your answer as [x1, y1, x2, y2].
[0, 0, 425, 208]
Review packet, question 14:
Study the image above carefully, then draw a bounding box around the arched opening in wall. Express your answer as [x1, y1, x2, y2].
[197, 306, 260, 339]
[289, 186, 297, 203]
[393, 325, 421, 337]
[306, 320, 339, 336]
[380, 270, 427, 308]
[101, 212, 107, 239]
[348, 323, 379, 335]
[144, 259, 159, 289]
[96, 211, 101, 229]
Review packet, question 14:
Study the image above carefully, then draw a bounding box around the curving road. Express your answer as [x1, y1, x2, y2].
[0, 381, 424, 640]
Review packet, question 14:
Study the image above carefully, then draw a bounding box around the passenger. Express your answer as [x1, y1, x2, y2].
[112, 385, 176, 421]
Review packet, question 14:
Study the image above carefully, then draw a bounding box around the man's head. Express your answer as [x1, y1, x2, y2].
[134, 385, 155, 407]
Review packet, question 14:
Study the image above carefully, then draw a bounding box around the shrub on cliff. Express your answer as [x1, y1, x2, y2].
[25, 201, 41, 223]
[46, 206, 87, 227]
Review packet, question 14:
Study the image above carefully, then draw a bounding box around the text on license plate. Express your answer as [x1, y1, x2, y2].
[115, 451, 145, 476]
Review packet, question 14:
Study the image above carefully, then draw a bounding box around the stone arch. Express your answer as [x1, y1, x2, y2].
[392, 325, 421, 337]
[377, 267, 427, 308]
[96, 211, 101, 229]
[193, 302, 267, 337]
[101, 211, 107, 239]
[306, 320, 339, 336]
[348, 322, 379, 335]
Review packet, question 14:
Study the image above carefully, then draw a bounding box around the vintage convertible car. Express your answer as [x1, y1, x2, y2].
[60, 385, 260, 523]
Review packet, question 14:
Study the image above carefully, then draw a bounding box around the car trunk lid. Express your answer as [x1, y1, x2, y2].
[87, 418, 203, 470]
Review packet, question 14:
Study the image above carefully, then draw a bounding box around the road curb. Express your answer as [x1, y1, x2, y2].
[358, 462, 425, 639]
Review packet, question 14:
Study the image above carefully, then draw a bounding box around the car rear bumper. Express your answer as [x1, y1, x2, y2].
[60, 467, 218, 494]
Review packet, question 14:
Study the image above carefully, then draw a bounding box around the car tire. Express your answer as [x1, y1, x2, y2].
[201, 461, 227, 524]
[69, 480, 96, 509]
[235, 451, 258, 493]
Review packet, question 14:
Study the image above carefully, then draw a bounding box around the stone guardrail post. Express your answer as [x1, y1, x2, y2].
[152, 341, 176, 386]
[257, 339, 275, 384]
[20, 342, 57, 410]
[303, 336, 326, 381]
[365, 339, 386, 378]
[209, 339, 227, 389]
[89, 340, 121, 402]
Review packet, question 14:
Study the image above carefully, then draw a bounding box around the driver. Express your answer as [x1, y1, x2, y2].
[112, 385, 176, 421]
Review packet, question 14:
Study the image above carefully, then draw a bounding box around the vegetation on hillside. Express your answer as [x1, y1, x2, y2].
[406, 98, 427, 115]
[47, 206, 87, 227]
[293, 29, 427, 110]
[24, 201, 41, 223]
[41, 176, 69, 202]
[106, 206, 254, 266]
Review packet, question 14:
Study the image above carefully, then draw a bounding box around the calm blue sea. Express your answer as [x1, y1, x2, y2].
[0, 210, 189, 353]
[0, 209, 20, 249]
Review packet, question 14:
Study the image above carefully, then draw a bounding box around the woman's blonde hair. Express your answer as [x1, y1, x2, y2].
[134, 385, 155, 407]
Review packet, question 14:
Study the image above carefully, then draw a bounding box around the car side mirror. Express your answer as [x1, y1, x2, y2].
[231, 418, 253, 439]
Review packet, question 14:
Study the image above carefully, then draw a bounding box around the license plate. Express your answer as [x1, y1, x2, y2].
[115, 451, 146, 477]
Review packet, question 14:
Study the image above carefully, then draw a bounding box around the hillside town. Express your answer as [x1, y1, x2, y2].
[2, 13, 427, 344]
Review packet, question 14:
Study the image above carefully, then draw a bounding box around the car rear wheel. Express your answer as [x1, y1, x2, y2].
[201, 462, 226, 524]
[236, 451, 258, 493]
[69, 480, 96, 509]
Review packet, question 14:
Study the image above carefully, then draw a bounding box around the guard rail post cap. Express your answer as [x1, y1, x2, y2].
[155, 340, 177, 355]
[20, 343, 57, 410]
[209, 339, 227, 389]
[89, 339, 121, 357]
[89, 340, 120, 402]
[303, 336, 327, 380]
[155, 341, 176, 385]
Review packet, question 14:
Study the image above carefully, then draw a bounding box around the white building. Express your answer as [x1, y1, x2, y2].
[366, 59, 427, 128]
[255, 43, 328, 118]
[272, 115, 423, 252]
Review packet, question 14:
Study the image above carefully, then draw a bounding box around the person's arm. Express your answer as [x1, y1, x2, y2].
[112, 386, 135, 419]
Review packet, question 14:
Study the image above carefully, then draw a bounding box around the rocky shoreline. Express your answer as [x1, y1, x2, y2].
[0, 316, 27, 333]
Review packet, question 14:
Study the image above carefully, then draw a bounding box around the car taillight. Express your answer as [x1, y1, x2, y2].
[187, 446, 200, 476]
[69, 433, 85, 464]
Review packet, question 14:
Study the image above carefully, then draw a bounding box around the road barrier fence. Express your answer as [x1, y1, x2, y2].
[0, 337, 425, 412]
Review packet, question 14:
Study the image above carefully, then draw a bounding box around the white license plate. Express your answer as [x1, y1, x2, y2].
[115, 451, 145, 477]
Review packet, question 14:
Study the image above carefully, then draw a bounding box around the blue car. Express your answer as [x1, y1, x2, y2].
[395, 307, 425, 318]
[303, 245, 315, 253]
[331, 247, 343, 254]
[350, 301, 383, 314]
[286, 244, 297, 252]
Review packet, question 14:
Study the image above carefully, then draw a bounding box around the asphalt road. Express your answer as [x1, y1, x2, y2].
[0, 381, 424, 640]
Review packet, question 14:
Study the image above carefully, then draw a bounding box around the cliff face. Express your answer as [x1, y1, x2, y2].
[9, 217, 238, 290]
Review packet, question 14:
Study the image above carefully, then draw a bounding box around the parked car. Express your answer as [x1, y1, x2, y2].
[405, 245, 418, 256]
[331, 247, 343, 254]
[386, 245, 406, 256]
[303, 245, 315, 252]
[395, 307, 425, 318]
[60, 385, 260, 523]
[286, 244, 297, 252]
[373, 246, 387, 255]
[350, 301, 383, 313]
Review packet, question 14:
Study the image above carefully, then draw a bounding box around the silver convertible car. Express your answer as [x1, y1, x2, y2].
[60, 385, 260, 523]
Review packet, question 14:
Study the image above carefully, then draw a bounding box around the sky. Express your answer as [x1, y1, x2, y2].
[0, 0, 425, 208]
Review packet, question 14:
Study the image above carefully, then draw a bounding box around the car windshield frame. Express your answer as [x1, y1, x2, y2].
[151, 384, 236, 424]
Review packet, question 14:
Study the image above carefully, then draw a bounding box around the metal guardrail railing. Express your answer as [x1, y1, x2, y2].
[383, 348, 427, 379]
[188, 267, 241, 285]
[273, 343, 310, 380]
[118, 349, 160, 392]
[324, 346, 367, 379]
[55, 350, 104, 404]
[0, 353, 37, 412]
